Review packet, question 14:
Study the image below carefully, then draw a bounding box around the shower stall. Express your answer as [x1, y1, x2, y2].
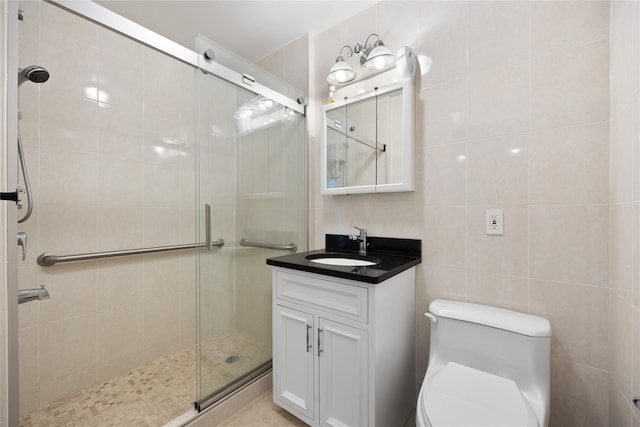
[9, 1, 307, 425]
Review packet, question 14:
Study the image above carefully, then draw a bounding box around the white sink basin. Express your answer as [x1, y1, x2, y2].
[305, 253, 381, 267]
[310, 258, 377, 267]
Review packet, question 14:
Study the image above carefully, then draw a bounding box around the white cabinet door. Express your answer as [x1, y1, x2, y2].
[319, 318, 369, 427]
[273, 305, 315, 421]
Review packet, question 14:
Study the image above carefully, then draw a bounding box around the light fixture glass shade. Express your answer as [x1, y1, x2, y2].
[362, 45, 395, 71]
[327, 59, 356, 84]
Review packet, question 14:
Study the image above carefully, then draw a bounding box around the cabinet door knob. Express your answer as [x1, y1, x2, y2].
[306, 324, 312, 352]
[318, 328, 323, 357]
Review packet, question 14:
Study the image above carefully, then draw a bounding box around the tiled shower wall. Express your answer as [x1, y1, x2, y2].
[16, 2, 197, 414]
[307, 2, 611, 426]
[608, 1, 640, 426]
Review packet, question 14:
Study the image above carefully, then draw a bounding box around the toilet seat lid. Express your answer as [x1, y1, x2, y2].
[422, 362, 538, 427]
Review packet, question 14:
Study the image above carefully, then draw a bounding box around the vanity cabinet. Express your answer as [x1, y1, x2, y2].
[272, 267, 415, 427]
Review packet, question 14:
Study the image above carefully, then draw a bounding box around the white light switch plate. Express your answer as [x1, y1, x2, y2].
[486, 209, 504, 235]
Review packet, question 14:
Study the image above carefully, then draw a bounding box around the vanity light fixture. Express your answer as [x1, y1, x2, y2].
[326, 33, 396, 85]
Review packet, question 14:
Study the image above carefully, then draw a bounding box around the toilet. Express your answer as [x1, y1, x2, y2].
[417, 299, 551, 427]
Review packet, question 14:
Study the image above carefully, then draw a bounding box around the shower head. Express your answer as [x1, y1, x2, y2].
[18, 65, 50, 87]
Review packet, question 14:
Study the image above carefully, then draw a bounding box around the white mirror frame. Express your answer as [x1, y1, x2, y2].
[320, 78, 414, 195]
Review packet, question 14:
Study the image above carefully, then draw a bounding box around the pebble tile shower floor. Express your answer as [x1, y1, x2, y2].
[19, 330, 271, 426]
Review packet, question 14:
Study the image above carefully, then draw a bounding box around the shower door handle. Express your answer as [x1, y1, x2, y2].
[306, 324, 312, 352]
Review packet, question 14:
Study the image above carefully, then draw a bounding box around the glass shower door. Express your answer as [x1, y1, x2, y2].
[195, 60, 307, 409]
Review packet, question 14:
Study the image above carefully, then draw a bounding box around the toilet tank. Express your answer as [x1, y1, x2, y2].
[427, 300, 551, 418]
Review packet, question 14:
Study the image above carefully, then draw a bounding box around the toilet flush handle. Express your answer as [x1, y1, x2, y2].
[424, 312, 438, 324]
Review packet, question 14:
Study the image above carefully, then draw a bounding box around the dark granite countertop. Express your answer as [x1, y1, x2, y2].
[266, 234, 421, 284]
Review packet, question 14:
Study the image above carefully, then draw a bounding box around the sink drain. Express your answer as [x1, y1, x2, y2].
[225, 355, 240, 364]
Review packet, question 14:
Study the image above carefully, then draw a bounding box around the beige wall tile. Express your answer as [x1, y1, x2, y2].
[467, 135, 528, 205]
[257, 47, 284, 81]
[143, 207, 180, 247]
[39, 147, 98, 206]
[634, 203, 640, 308]
[530, 280, 608, 369]
[376, 1, 418, 53]
[19, 327, 39, 392]
[143, 163, 181, 208]
[466, 272, 528, 313]
[634, 307, 640, 410]
[423, 207, 466, 269]
[531, 40, 609, 131]
[415, 320, 430, 385]
[549, 358, 608, 427]
[19, 385, 40, 418]
[611, 106, 634, 203]
[96, 304, 144, 376]
[143, 254, 180, 301]
[609, 290, 633, 399]
[530, 205, 608, 286]
[38, 206, 97, 256]
[97, 156, 144, 208]
[467, 61, 529, 139]
[39, 368, 96, 407]
[96, 207, 145, 251]
[610, 376, 634, 427]
[418, 79, 467, 147]
[423, 143, 466, 206]
[610, 204, 634, 302]
[611, 1, 635, 115]
[41, 1, 98, 46]
[39, 314, 97, 384]
[467, 1, 529, 74]
[422, 265, 466, 304]
[416, 0, 467, 89]
[373, 192, 424, 237]
[39, 92, 98, 154]
[530, 123, 609, 205]
[531, 1, 609, 59]
[96, 259, 145, 310]
[143, 296, 181, 362]
[634, 98, 640, 203]
[39, 27, 98, 95]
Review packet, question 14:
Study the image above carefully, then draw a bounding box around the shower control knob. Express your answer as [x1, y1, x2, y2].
[17, 232, 27, 261]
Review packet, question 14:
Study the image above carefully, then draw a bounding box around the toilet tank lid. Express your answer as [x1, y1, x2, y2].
[429, 299, 551, 337]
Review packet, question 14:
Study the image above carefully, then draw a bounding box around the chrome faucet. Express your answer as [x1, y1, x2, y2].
[349, 226, 367, 256]
[18, 284, 49, 304]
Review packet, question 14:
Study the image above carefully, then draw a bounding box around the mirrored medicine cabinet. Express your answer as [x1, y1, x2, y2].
[321, 79, 414, 195]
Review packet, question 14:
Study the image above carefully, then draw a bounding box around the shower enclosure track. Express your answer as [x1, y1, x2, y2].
[37, 204, 223, 266]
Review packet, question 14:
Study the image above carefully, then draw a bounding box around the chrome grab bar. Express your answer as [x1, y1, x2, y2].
[37, 204, 223, 267]
[37, 240, 224, 266]
[239, 238, 296, 253]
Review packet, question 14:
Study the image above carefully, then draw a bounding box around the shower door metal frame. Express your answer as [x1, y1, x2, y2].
[4, 0, 21, 425]
[46, 0, 305, 116]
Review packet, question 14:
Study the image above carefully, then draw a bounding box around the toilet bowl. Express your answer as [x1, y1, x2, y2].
[417, 300, 551, 427]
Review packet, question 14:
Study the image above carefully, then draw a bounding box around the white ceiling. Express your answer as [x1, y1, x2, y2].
[94, 1, 378, 63]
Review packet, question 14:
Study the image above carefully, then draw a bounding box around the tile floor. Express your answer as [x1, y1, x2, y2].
[19, 330, 270, 426]
[218, 392, 307, 427]
[220, 392, 417, 427]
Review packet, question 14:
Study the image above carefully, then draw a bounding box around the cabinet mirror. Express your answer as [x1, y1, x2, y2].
[321, 79, 414, 195]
